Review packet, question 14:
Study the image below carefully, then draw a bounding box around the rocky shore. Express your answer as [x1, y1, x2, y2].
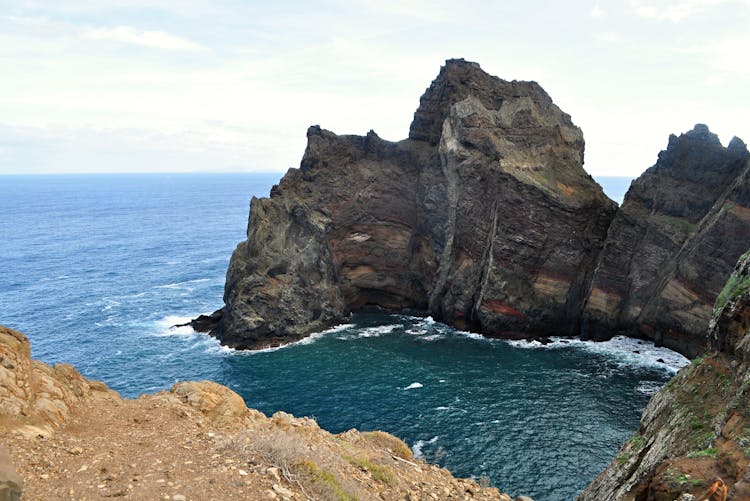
[579, 251, 750, 500]
[198, 59, 750, 358]
[0, 325, 518, 500]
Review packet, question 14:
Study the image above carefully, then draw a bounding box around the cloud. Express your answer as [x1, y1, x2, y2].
[591, 4, 607, 17]
[596, 31, 620, 43]
[81, 26, 202, 50]
[630, 0, 741, 22]
[709, 34, 750, 75]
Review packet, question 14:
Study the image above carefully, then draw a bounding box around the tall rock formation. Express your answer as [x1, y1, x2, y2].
[210, 59, 617, 349]
[582, 125, 750, 357]
[579, 251, 750, 501]
[200, 59, 750, 356]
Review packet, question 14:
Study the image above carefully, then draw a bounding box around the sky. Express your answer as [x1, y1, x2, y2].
[0, 0, 749, 176]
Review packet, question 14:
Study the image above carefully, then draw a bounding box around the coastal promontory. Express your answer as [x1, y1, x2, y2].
[196, 59, 750, 359]
[204, 58, 617, 349]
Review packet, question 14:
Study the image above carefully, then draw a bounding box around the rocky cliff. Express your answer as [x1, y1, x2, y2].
[579, 251, 750, 500]
[200, 59, 750, 357]
[206, 58, 617, 349]
[582, 125, 750, 357]
[0, 325, 513, 500]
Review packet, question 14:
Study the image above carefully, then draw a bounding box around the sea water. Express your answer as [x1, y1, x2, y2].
[0, 173, 680, 500]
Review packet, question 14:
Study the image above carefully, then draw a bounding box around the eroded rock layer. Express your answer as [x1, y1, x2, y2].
[579, 251, 750, 501]
[212, 59, 617, 349]
[582, 125, 750, 357]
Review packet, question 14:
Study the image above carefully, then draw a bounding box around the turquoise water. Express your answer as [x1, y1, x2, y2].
[0, 173, 679, 500]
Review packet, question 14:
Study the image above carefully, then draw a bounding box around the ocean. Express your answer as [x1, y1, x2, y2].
[0, 173, 682, 501]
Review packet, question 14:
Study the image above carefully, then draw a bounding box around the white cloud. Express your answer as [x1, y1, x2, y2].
[596, 31, 620, 43]
[680, 32, 750, 76]
[81, 26, 202, 50]
[630, 0, 739, 22]
[591, 4, 607, 17]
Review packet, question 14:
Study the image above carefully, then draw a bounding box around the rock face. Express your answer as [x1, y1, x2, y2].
[582, 125, 750, 357]
[210, 58, 617, 349]
[204, 60, 750, 356]
[0, 325, 106, 437]
[579, 251, 750, 500]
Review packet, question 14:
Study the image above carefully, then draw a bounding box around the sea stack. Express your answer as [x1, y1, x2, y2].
[207, 59, 617, 349]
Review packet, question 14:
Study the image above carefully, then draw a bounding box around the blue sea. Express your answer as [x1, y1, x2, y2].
[0, 173, 681, 501]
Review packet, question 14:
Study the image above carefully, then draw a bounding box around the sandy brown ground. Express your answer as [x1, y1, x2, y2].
[1, 324, 515, 501]
[2, 384, 508, 501]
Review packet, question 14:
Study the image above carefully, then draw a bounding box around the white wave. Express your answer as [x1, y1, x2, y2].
[325, 323, 356, 333]
[412, 436, 439, 459]
[152, 315, 197, 337]
[357, 324, 399, 338]
[454, 330, 487, 341]
[502, 335, 690, 373]
[202, 333, 327, 356]
[209, 322, 357, 356]
[154, 278, 211, 289]
[636, 381, 664, 396]
[435, 406, 451, 411]
[404, 382, 423, 390]
[574, 336, 690, 373]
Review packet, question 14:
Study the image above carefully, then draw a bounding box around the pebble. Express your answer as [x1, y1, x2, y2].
[267, 466, 281, 482]
[263, 490, 278, 499]
[272, 483, 293, 497]
[238, 469, 248, 476]
[172, 495, 187, 501]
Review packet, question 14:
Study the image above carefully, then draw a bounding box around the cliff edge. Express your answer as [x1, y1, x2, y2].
[0, 325, 512, 500]
[579, 250, 750, 500]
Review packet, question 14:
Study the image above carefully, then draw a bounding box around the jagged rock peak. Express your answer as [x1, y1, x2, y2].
[660, 123, 748, 169]
[408, 58, 570, 146]
[729, 135, 748, 153]
[582, 123, 750, 357]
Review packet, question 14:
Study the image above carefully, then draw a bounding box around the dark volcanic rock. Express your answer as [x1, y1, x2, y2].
[579, 251, 750, 501]
[212, 59, 616, 349]
[582, 124, 750, 357]
[209, 59, 750, 356]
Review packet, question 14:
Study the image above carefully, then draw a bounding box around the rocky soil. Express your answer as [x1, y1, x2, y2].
[0, 325, 518, 500]
[579, 251, 750, 500]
